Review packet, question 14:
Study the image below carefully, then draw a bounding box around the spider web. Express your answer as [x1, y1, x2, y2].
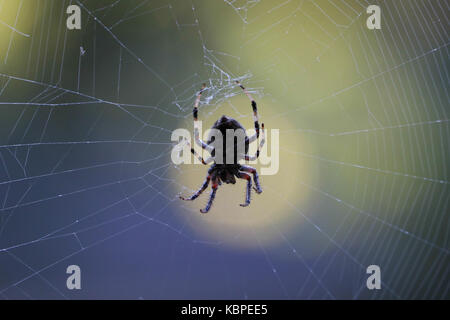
[0, 0, 448, 299]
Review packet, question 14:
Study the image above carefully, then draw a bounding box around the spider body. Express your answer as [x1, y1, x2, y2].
[179, 82, 266, 213]
[209, 163, 240, 185]
[208, 115, 249, 172]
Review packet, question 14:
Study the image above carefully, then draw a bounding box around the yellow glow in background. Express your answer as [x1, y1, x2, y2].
[174, 96, 316, 249]
[0, 1, 34, 70]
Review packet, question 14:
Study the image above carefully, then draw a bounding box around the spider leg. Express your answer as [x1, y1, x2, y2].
[193, 83, 214, 153]
[236, 81, 261, 143]
[190, 147, 214, 165]
[182, 139, 213, 165]
[200, 177, 219, 213]
[244, 123, 265, 161]
[237, 172, 252, 207]
[179, 175, 211, 201]
[240, 165, 262, 194]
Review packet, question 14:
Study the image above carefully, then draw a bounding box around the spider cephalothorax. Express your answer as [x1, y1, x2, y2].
[179, 81, 265, 213]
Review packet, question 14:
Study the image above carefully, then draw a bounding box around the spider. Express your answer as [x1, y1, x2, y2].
[179, 81, 265, 213]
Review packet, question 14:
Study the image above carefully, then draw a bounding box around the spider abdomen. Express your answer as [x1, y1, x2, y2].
[207, 115, 249, 165]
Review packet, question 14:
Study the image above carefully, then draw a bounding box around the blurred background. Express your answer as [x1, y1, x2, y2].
[0, 0, 448, 299]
